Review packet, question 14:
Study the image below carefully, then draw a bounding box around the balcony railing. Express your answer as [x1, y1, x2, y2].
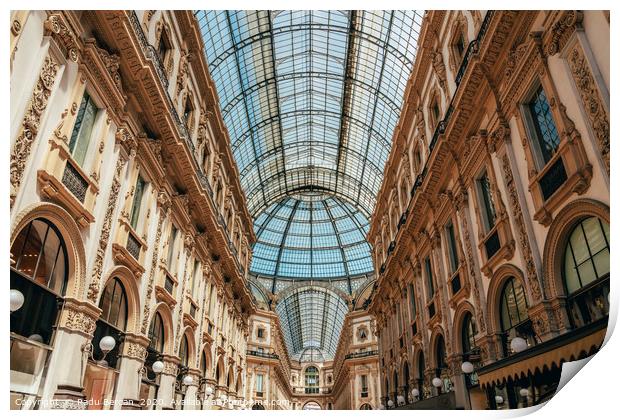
[344, 350, 378, 360]
[246, 350, 279, 360]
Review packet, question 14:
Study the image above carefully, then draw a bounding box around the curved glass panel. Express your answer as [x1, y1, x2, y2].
[195, 10, 424, 218]
[275, 286, 348, 360]
[250, 194, 373, 279]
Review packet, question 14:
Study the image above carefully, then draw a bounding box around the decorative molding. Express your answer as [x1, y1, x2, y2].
[10, 55, 60, 205]
[499, 153, 542, 302]
[57, 298, 101, 338]
[567, 42, 610, 176]
[44, 13, 80, 62]
[140, 196, 169, 334]
[87, 155, 128, 302]
[544, 11, 583, 57]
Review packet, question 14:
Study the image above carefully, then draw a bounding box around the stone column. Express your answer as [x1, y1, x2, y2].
[115, 333, 150, 409]
[41, 298, 101, 409]
[156, 355, 179, 409]
[182, 369, 201, 410]
[448, 355, 468, 409]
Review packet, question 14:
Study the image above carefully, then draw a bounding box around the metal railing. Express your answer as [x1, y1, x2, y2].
[246, 350, 279, 360]
[344, 350, 378, 360]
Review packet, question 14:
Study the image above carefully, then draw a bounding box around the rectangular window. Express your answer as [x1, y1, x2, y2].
[167, 225, 178, 269]
[130, 175, 146, 230]
[69, 92, 98, 167]
[527, 85, 561, 165]
[257, 328, 264, 338]
[446, 222, 459, 273]
[477, 171, 497, 232]
[408, 284, 417, 319]
[256, 374, 264, 393]
[191, 260, 199, 296]
[361, 375, 368, 396]
[424, 256, 434, 300]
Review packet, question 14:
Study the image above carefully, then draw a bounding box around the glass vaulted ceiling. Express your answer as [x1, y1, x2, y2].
[196, 10, 424, 280]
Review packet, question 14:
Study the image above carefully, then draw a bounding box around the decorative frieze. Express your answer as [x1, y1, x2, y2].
[10, 54, 60, 205]
[87, 155, 127, 302]
[140, 190, 171, 334]
[43, 13, 80, 62]
[57, 298, 101, 338]
[499, 152, 543, 302]
[567, 42, 610, 176]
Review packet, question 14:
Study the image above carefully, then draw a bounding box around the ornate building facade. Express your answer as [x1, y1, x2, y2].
[9, 9, 610, 411]
[368, 10, 610, 410]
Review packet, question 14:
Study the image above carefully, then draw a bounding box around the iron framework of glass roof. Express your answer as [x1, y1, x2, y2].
[275, 286, 349, 361]
[196, 10, 423, 281]
[196, 10, 424, 361]
[251, 193, 373, 281]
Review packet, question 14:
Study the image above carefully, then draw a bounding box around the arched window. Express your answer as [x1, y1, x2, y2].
[179, 334, 189, 367]
[461, 312, 479, 387]
[84, 278, 129, 407]
[360, 403, 372, 410]
[461, 312, 477, 355]
[435, 335, 447, 370]
[304, 366, 319, 394]
[416, 351, 425, 399]
[10, 218, 69, 344]
[403, 361, 410, 401]
[99, 277, 128, 330]
[499, 277, 534, 355]
[563, 217, 610, 328]
[200, 349, 208, 377]
[149, 312, 165, 353]
[91, 278, 128, 367]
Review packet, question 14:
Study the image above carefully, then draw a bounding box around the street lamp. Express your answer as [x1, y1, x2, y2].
[183, 375, 193, 386]
[461, 361, 474, 374]
[432, 377, 443, 394]
[152, 360, 165, 374]
[387, 399, 394, 409]
[397, 395, 405, 406]
[10, 289, 24, 312]
[410, 388, 420, 401]
[510, 337, 528, 353]
[82, 336, 116, 364]
[495, 395, 504, 408]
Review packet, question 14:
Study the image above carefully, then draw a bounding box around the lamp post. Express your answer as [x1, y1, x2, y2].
[387, 399, 394, 409]
[495, 395, 504, 409]
[410, 388, 420, 402]
[461, 361, 474, 409]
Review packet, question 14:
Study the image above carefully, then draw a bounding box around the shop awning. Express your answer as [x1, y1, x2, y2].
[477, 318, 607, 388]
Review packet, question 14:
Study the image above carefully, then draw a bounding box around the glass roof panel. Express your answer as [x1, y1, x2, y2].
[196, 10, 423, 358]
[250, 194, 373, 280]
[276, 286, 349, 360]
[196, 10, 423, 218]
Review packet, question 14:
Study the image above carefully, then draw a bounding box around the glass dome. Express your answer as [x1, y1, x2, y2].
[250, 193, 373, 279]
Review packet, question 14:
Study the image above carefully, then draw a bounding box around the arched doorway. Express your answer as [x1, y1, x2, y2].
[302, 401, 321, 410]
[84, 277, 128, 409]
[360, 403, 372, 410]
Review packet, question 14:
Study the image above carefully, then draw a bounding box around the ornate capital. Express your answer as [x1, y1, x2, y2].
[44, 13, 79, 62]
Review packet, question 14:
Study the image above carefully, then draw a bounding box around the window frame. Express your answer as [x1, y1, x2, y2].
[68, 90, 100, 168]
